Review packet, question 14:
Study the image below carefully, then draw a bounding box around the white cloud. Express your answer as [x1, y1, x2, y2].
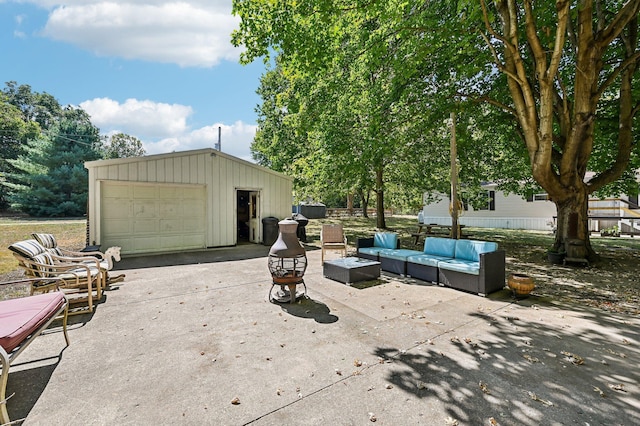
[81, 97, 192, 138]
[148, 121, 258, 162]
[80, 96, 257, 161]
[31, 1, 242, 67]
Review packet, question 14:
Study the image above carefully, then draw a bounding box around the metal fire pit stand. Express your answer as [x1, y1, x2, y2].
[268, 279, 307, 304]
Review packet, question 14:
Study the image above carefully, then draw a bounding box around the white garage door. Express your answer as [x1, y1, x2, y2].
[100, 181, 206, 255]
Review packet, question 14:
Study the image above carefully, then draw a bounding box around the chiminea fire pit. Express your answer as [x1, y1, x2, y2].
[268, 219, 307, 303]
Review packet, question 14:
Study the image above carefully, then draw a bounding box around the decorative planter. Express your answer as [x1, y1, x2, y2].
[547, 251, 565, 264]
[507, 273, 535, 298]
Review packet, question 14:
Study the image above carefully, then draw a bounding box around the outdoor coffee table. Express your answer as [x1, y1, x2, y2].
[323, 257, 381, 285]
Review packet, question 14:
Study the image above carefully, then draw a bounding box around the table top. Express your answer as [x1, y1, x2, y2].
[324, 257, 381, 269]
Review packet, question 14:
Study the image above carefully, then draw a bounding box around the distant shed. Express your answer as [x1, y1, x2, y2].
[85, 148, 292, 255]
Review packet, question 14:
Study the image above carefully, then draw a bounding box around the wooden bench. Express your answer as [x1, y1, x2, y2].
[1, 279, 69, 424]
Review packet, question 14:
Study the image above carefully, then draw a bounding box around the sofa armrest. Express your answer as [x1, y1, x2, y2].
[356, 237, 374, 249]
[479, 250, 506, 295]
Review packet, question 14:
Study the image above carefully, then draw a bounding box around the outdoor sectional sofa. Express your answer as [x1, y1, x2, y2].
[357, 233, 505, 296]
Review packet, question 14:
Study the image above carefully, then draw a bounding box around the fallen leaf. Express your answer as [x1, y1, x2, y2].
[354, 359, 363, 367]
[368, 412, 377, 422]
[488, 417, 499, 425]
[450, 336, 460, 343]
[523, 354, 539, 363]
[231, 397, 240, 405]
[592, 386, 606, 397]
[417, 381, 427, 390]
[561, 351, 584, 365]
[608, 383, 627, 392]
[479, 381, 491, 394]
[445, 416, 459, 425]
[527, 391, 553, 406]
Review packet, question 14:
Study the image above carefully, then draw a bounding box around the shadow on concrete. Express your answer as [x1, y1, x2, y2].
[278, 297, 339, 324]
[113, 244, 271, 270]
[373, 300, 640, 425]
[5, 351, 65, 423]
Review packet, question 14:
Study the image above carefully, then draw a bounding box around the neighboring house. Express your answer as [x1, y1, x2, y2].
[421, 184, 556, 231]
[85, 148, 293, 255]
[422, 183, 640, 233]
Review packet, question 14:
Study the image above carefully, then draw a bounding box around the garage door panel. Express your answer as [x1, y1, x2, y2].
[159, 219, 183, 232]
[103, 219, 131, 235]
[181, 201, 205, 217]
[101, 181, 206, 255]
[159, 203, 181, 217]
[133, 219, 158, 234]
[182, 218, 203, 232]
[133, 237, 160, 251]
[133, 186, 158, 199]
[133, 201, 158, 218]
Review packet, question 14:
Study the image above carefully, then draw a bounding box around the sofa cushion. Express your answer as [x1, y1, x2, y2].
[358, 247, 385, 257]
[407, 253, 454, 267]
[374, 232, 398, 249]
[423, 237, 457, 258]
[32, 233, 63, 256]
[379, 249, 421, 262]
[8, 239, 46, 259]
[454, 240, 498, 262]
[438, 259, 480, 275]
[0, 292, 66, 353]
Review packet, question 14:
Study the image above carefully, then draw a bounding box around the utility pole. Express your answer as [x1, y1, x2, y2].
[450, 111, 459, 239]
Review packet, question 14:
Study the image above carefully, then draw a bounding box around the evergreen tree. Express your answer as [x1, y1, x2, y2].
[9, 107, 102, 216]
[0, 97, 40, 208]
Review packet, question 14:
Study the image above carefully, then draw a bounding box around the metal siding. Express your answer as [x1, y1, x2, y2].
[118, 164, 129, 180]
[87, 149, 293, 250]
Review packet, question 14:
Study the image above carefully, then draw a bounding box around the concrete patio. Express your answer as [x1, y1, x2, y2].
[6, 244, 639, 425]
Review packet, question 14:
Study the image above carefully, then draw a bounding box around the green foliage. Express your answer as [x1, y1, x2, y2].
[9, 107, 102, 217]
[0, 97, 41, 208]
[233, 0, 640, 241]
[102, 133, 146, 159]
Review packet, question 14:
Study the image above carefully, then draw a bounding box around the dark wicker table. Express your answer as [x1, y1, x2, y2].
[323, 257, 381, 285]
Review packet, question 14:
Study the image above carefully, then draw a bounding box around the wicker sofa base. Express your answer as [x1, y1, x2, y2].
[406, 262, 438, 283]
[379, 257, 406, 276]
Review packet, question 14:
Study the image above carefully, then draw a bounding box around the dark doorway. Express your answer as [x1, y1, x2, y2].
[237, 190, 250, 243]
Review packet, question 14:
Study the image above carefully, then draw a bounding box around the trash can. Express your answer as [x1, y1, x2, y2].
[291, 213, 309, 243]
[262, 217, 280, 246]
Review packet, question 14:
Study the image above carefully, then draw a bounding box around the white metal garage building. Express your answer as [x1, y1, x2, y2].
[85, 148, 293, 255]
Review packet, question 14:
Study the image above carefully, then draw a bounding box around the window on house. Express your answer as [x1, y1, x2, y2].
[478, 190, 496, 210]
[527, 193, 549, 202]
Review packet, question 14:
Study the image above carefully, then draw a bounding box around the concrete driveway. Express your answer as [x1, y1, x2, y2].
[6, 244, 639, 425]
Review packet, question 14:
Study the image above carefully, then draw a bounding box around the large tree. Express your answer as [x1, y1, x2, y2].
[233, 1, 640, 256]
[0, 97, 40, 208]
[9, 107, 102, 216]
[479, 0, 640, 258]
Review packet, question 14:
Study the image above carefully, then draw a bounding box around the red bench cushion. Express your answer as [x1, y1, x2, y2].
[0, 292, 65, 353]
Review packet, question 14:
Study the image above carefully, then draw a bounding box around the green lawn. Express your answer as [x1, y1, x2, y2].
[1, 215, 638, 313]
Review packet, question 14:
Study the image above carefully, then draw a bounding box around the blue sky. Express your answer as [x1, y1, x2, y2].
[0, 0, 267, 162]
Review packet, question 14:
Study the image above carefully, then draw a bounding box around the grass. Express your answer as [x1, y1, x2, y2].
[0, 218, 87, 276]
[1, 214, 638, 313]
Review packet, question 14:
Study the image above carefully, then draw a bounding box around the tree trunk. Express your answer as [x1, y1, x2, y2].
[358, 188, 370, 218]
[375, 168, 386, 229]
[553, 188, 597, 261]
[347, 193, 354, 216]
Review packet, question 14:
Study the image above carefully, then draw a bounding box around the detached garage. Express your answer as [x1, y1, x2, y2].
[85, 148, 293, 255]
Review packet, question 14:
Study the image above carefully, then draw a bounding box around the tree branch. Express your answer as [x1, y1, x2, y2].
[596, 51, 640, 98]
[598, 0, 640, 46]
